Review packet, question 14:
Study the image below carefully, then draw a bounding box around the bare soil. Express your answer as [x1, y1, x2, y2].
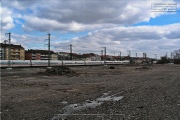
[1, 64, 180, 120]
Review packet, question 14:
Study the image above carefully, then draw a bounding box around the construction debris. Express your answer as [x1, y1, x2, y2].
[109, 66, 115, 69]
[135, 66, 151, 70]
[37, 66, 77, 76]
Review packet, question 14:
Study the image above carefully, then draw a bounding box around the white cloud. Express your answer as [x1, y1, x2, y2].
[52, 23, 180, 58]
[4, 23, 179, 58]
[0, 7, 14, 31]
[2, 0, 174, 32]
[22, 15, 116, 32]
[1, 0, 179, 59]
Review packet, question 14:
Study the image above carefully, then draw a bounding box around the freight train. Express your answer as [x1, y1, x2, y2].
[0, 60, 130, 67]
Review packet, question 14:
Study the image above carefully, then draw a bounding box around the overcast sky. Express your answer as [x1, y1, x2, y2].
[1, 0, 180, 58]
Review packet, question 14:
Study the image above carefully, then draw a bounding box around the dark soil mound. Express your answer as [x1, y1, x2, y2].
[109, 66, 115, 69]
[37, 66, 77, 76]
[135, 66, 151, 70]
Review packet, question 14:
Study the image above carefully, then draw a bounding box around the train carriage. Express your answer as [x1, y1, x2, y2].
[0, 60, 129, 67]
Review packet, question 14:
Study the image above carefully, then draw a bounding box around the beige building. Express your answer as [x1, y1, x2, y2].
[25, 49, 56, 60]
[51, 54, 58, 60]
[0, 43, 25, 60]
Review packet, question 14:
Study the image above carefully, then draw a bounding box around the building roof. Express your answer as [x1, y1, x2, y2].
[82, 53, 97, 57]
[0, 43, 24, 49]
[71, 53, 79, 56]
[59, 52, 69, 54]
[25, 49, 55, 54]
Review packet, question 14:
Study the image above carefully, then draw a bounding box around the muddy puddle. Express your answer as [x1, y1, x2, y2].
[51, 92, 123, 120]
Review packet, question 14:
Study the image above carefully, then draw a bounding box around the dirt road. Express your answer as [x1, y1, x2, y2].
[1, 64, 180, 119]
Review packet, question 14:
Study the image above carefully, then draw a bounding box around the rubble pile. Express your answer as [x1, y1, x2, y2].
[37, 66, 77, 76]
[135, 66, 151, 70]
[109, 66, 115, 69]
[141, 66, 150, 69]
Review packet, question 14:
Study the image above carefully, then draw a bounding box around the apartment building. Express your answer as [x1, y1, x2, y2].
[25, 49, 57, 60]
[56, 52, 70, 60]
[0, 43, 25, 60]
[51, 54, 58, 60]
[0, 45, 5, 60]
[81, 53, 101, 61]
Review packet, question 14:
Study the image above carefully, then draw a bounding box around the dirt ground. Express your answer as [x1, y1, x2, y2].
[1, 64, 180, 120]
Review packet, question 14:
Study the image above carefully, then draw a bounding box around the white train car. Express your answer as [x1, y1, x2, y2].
[105, 60, 130, 65]
[0, 60, 30, 66]
[112, 61, 123, 64]
[30, 60, 59, 66]
[85, 61, 103, 65]
[0, 60, 130, 67]
[62, 61, 85, 66]
[121, 60, 130, 64]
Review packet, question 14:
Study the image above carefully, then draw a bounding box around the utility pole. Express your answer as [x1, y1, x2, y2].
[102, 47, 106, 64]
[143, 53, 147, 62]
[155, 54, 157, 60]
[119, 52, 121, 61]
[46, 33, 51, 67]
[127, 50, 131, 57]
[101, 50, 103, 61]
[5, 32, 11, 69]
[143, 53, 146, 58]
[127, 50, 131, 62]
[165, 53, 168, 58]
[70, 44, 72, 60]
[171, 52, 174, 63]
[136, 53, 137, 58]
[113, 52, 115, 61]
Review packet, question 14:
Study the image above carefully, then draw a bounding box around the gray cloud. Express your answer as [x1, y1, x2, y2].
[165, 31, 180, 39]
[1, 0, 39, 10]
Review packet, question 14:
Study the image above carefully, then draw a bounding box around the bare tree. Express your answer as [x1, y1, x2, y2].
[172, 49, 180, 59]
